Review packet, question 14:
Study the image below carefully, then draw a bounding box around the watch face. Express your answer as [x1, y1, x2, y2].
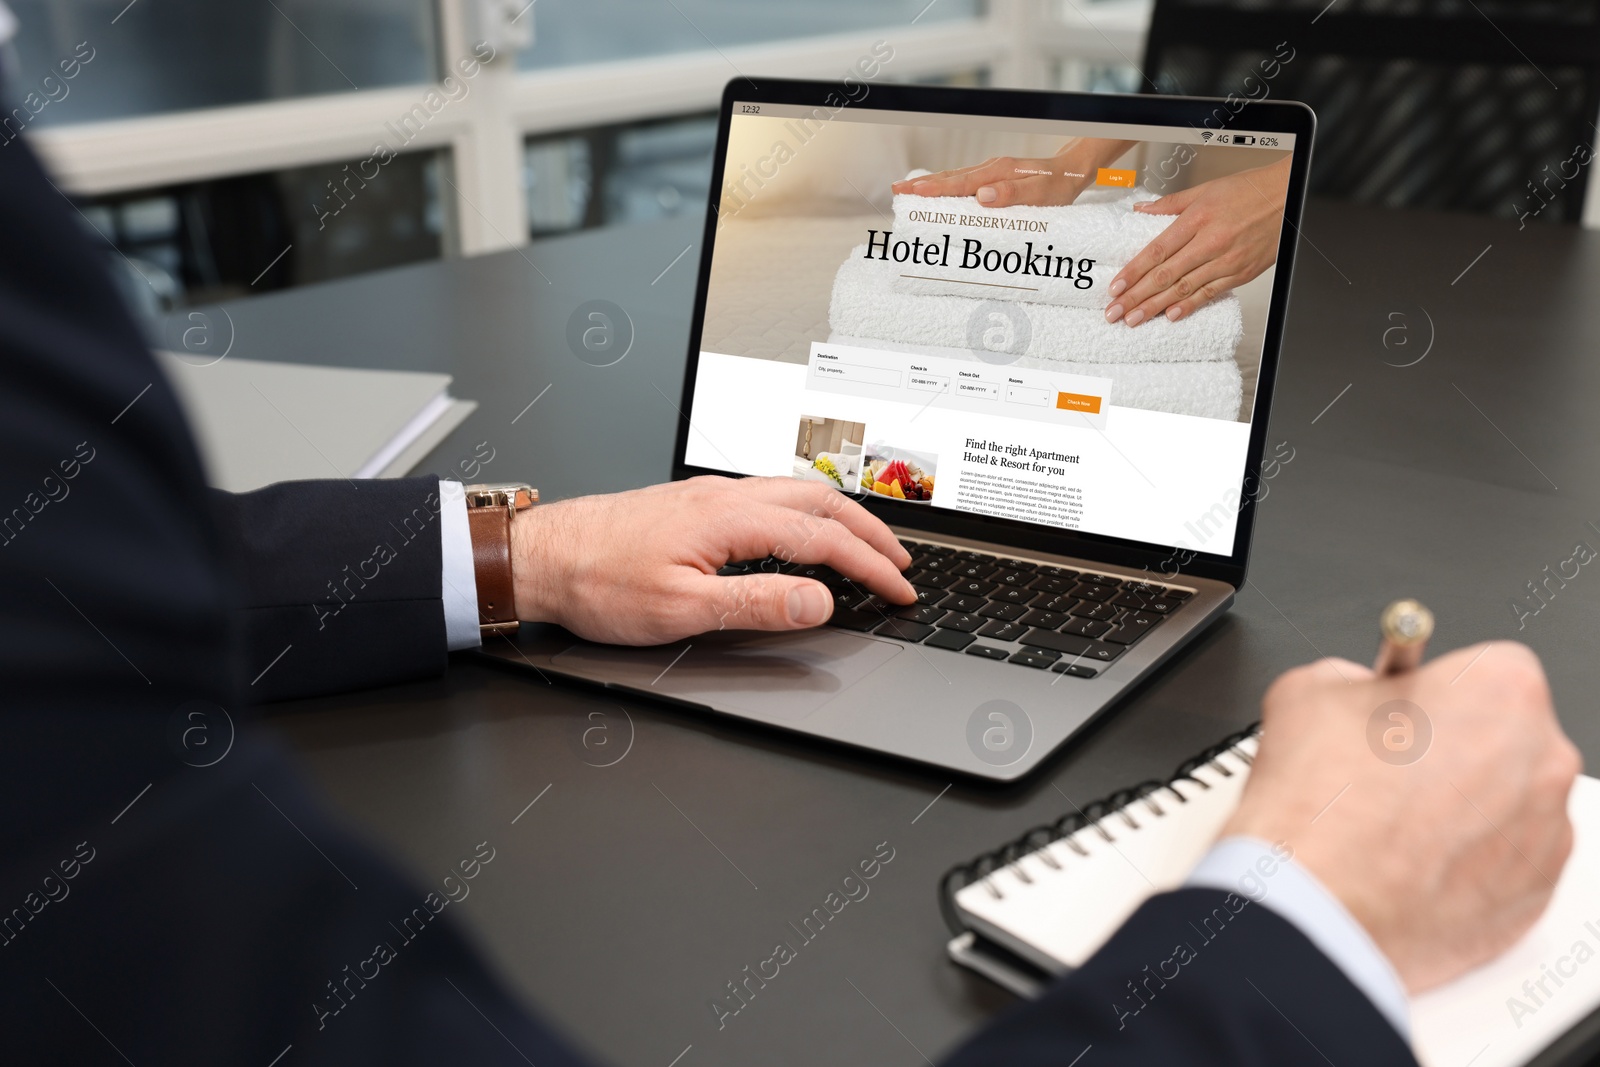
[465, 483, 537, 509]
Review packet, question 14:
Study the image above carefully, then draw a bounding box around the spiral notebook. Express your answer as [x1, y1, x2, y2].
[941, 728, 1600, 1067]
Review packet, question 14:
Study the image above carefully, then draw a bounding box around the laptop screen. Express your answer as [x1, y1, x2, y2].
[682, 88, 1304, 567]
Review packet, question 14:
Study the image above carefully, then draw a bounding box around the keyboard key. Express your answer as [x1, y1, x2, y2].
[1034, 593, 1081, 614]
[894, 605, 947, 625]
[998, 558, 1038, 572]
[873, 619, 936, 643]
[1035, 566, 1080, 580]
[910, 570, 958, 589]
[1122, 610, 1165, 633]
[856, 594, 894, 614]
[718, 562, 753, 576]
[1018, 629, 1095, 657]
[936, 612, 985, 633]
[992, 569, 1032, 587]
[1019, 609, 1071, 630]
[1050, 662, 1099, 679]
[831, 588, 864, 612]
[1163, 587, 1194, 600]
[953, 561, 1000, 581]
[1009, 648, 1060, 669]
[925, 629, 976, 652]
[943, 593, 988, 613]
[917, 554, 956, 572]
[1061, 617, 1112, 639]
[951, 578, 996, 598]
[1113, 593, 1178, 614]
[790, 563, 844, 579]
[978, 620, 1027, 642]
[1101, 624, 1144, 646]
[1082, 643, 1124, 664]
[1028, 576, 1077, 595]
[1070, 600, 1118, 621]
[992, 586, 1034, 605]
[1072, 583, 1118, 602]
[829, 609, 881, 632]
[966, 644, 1010, 661]
[898, 539, 923, 553]
[911, 586, 948, 607]
[977, 601, 1027, 622]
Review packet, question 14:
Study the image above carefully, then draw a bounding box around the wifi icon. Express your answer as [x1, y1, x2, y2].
[1200, 131, 1214, 142]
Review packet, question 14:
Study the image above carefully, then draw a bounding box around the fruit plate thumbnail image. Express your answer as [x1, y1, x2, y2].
[861, 445, 937, 503]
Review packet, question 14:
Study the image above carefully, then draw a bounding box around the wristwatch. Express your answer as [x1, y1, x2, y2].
[463, 482, 538, 636]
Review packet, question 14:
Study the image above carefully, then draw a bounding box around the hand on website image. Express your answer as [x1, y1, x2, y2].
[793, 415, 866, 491]
[703, 115, 1291, 423]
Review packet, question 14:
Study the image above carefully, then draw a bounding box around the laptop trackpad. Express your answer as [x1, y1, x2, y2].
[550, 630, 900, 721]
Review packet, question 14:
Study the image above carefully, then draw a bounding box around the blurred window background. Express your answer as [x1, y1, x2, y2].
[516, 0, 983, 71]
[6, 0, 440, 122]
[9, 0, 1154, 321]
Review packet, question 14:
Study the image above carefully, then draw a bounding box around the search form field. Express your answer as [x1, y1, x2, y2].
[812, 361, 902, 388]
[805, 341, 1111, 429]
[1006, 384, 1052, 407]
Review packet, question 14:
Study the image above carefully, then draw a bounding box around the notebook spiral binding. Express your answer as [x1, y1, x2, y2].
[938, 722, 1262, 937]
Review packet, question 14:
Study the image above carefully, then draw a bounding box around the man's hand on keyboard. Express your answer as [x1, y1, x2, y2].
[508, 476, 916, 645]
[1224, 643, 1581, 993]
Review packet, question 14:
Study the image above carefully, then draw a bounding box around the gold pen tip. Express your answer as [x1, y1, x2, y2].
[1381, 599, 1434, 645]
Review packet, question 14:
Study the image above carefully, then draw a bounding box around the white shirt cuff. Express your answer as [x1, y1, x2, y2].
[438, 479, 481, 651]
[1185, 835, 1411, 1040]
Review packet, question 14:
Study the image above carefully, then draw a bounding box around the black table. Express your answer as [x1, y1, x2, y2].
[180, 201, 1600, 1067]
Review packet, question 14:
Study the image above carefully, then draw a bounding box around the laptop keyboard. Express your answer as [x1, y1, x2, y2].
[718, 538, 1192, 678]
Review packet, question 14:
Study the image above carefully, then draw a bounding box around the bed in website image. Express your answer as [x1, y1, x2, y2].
[701, 110, 1290, 424]
[792, 414, 865, 491]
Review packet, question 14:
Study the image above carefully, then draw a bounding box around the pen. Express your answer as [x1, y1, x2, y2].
[1374, 599, 1434, 676]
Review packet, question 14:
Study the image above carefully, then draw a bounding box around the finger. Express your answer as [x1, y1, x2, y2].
[1317, 657, 1377, 683]
[723, 502, 917, 604]
[1122, 260, 1235, 326]
[1107, 230, 1203, 326]
[729, 477, 912, 569]
[891, 164, 991, 197]
[1133, 186, 1200, 216]
[1113, 215, 1203, 316]
[899, 158, 1013, 199]
[1160, 272, 1240, 323]
[973, 174, 1060, 208]
[688, 571, 839, 632]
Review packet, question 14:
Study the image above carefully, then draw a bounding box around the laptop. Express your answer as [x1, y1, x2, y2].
[481, 78, 1315, 781]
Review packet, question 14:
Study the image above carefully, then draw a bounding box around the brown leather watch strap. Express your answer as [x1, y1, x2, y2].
[467, 504, 518, 635]
[464, 483, 536, 637]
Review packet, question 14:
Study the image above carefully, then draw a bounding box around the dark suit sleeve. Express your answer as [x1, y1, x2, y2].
[208, 478, 449, 702]
[1, 135, 590, 1066]
[943, 887, 1419, 1066]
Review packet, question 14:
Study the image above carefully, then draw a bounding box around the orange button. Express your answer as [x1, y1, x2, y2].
[1056, 391, 1102, 414]
[1096, 168, 1137, 188]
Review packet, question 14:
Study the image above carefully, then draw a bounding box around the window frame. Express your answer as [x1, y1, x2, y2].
[28, 0, 1159, 257]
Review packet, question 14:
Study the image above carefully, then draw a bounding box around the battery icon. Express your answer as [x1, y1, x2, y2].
[1233, 135, 1257, 145]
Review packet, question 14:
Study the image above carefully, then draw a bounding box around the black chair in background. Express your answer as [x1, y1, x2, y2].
[1141, 0, 1600, 224]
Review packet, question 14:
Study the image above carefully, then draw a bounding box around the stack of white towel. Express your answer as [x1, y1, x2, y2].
[827, 173, 1244, 421]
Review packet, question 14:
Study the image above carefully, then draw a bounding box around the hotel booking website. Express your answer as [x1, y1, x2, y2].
[686, 101, 1295, 559]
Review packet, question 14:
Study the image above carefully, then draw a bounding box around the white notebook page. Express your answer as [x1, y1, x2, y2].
[954, 740, 1600, 1067]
